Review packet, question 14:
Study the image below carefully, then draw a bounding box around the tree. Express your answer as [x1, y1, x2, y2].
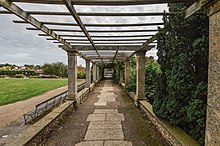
[153, 3, 208, 145]
[42, 62, 68, 77]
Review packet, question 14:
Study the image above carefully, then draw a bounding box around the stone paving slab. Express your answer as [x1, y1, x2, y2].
[106, 113, 125, 121]
[94, 109, 118, 114]
[98, 97, 116, 102]
[86, 114, 105, 121]
[85, 129, 124, 140]
[75, 141, 104, 146]
[104, 141, 132, 146]
[94, 102, 107, 106]
[88, 121, 122, 130]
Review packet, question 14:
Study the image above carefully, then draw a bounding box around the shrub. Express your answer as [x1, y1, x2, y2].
[15, 74, 25, 78]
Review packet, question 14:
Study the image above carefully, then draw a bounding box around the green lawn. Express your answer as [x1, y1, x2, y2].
[0, 78, 68, 106]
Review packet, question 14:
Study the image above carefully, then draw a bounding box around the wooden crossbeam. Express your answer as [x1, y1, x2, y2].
[13, 20, 164, 27]
[88, 29, 158, 33]
[61, 45, 141, 51]
[128, 35, 156, 58]
[57, 42, 144, 45]
[185, 0, 211, 18]
[112, 47, 119, 63]
[63, 0, 101, 60]
[1, 11, 176, 16]
[39, 34, 154, 38]
[27, 27, 158, 33]
[11, 0, 196, 5]
[47, 38, 148, 41]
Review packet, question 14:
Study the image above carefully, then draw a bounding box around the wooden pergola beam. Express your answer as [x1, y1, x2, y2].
[0, 11, 176, 16]
[39, 34, 154, 38]
[112, 47, 119, 63]
[63, 0, 101, 60]
[61, 45, 141, 51]
[185, 0, 217, 18]
[128, 35, 156, 58]
[47, 38, 148, 41]
[11, 0, 196, 5]
[27, 27, 158, 33]
[39, 34, 86, 37]
[0, 0, 94, 61]
[13, 20, 164, 27]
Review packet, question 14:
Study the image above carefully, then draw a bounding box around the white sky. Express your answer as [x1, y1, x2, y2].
[0, 3, 168, 66]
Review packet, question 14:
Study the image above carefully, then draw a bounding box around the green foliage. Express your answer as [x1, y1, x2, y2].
[126, 57, 136, 92]
[0, 70, 36, 76]
[42, 62, 68, 78]
[153, 3, 208, 145]
[112, 62, 124, 82]
[145, 58, 161, 104]
[77, 66, 86, 79]
[15, 74, 25, 78]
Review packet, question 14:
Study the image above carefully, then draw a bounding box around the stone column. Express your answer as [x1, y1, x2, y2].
[205, 2, 220, 146]
[92, 63, 97, 83]
[125, 60, 130, 86]
[97, 65, 100, 81]
[120, 70, 123, 83]
[85, 60, 91, 88]
[67, 51, 77, 101]
[136, 51, 146, 101]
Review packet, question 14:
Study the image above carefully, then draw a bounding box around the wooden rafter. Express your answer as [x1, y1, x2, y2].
[0, 11, 176, 16]
[27, 27, 158, 33]
[60, 45, 141, 51]
[62, 0, 102, 60]
[47, 38, 149, 41]
[13, 20, 164, 27]
[11, 0, 196, 5]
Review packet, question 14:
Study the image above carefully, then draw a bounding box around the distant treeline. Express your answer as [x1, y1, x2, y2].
[0, 70, 37, 76]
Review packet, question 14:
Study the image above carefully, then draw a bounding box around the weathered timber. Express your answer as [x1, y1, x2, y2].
[0, 11, 176, 16]
[63, 0, 101, 60]
[13, 20, 164, 27]
[11, 0, 197, 5]
[60, 45, 141, 51]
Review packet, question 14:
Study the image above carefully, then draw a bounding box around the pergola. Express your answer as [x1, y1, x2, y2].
[0, 0, 219, 145]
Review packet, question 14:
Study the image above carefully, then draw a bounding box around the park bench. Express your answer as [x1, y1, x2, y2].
[23, 81, 86, 124]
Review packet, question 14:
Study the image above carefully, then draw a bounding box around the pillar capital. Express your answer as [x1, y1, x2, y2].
[136, 51, 146, 56]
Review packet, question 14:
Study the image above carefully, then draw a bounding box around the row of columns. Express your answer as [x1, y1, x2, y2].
[65, 50, 101, 101]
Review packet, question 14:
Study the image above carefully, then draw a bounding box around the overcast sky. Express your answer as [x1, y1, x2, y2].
[0, 3, 168, 66]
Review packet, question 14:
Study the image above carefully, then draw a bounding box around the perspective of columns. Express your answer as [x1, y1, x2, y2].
[205, 2, 220, 145]
[125, 59, 130, 86]
[136, 51, 146, 100]
[93, 63, 97, 83]
[97, 65, 100, 81]
[85, 59, 91, 88]
[67, 51, 77, 100]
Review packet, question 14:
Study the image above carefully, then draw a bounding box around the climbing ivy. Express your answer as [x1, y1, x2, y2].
[153, 3, 208, 145]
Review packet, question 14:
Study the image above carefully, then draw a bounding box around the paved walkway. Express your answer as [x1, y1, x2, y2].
[44, 80, 167, 146]
[77, 81, 132, 146]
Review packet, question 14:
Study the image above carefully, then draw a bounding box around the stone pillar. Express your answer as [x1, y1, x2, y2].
[120, 70, 123, 83]
[205, 2, 220, 146]
[125, 60, 130, 86]
[85, 60, 91, 88]
[93, 63, 97, 83]
[136, 51, 146, 100]
[97, 65, 100, 81]
[67, 51, 77, 101]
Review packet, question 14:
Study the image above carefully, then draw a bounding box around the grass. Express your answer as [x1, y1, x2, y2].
[0, 78, 68, 106]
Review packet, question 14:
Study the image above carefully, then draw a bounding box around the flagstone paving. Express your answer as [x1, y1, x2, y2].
[80, 81, 131, 145]
[44, 80, 168, 146]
